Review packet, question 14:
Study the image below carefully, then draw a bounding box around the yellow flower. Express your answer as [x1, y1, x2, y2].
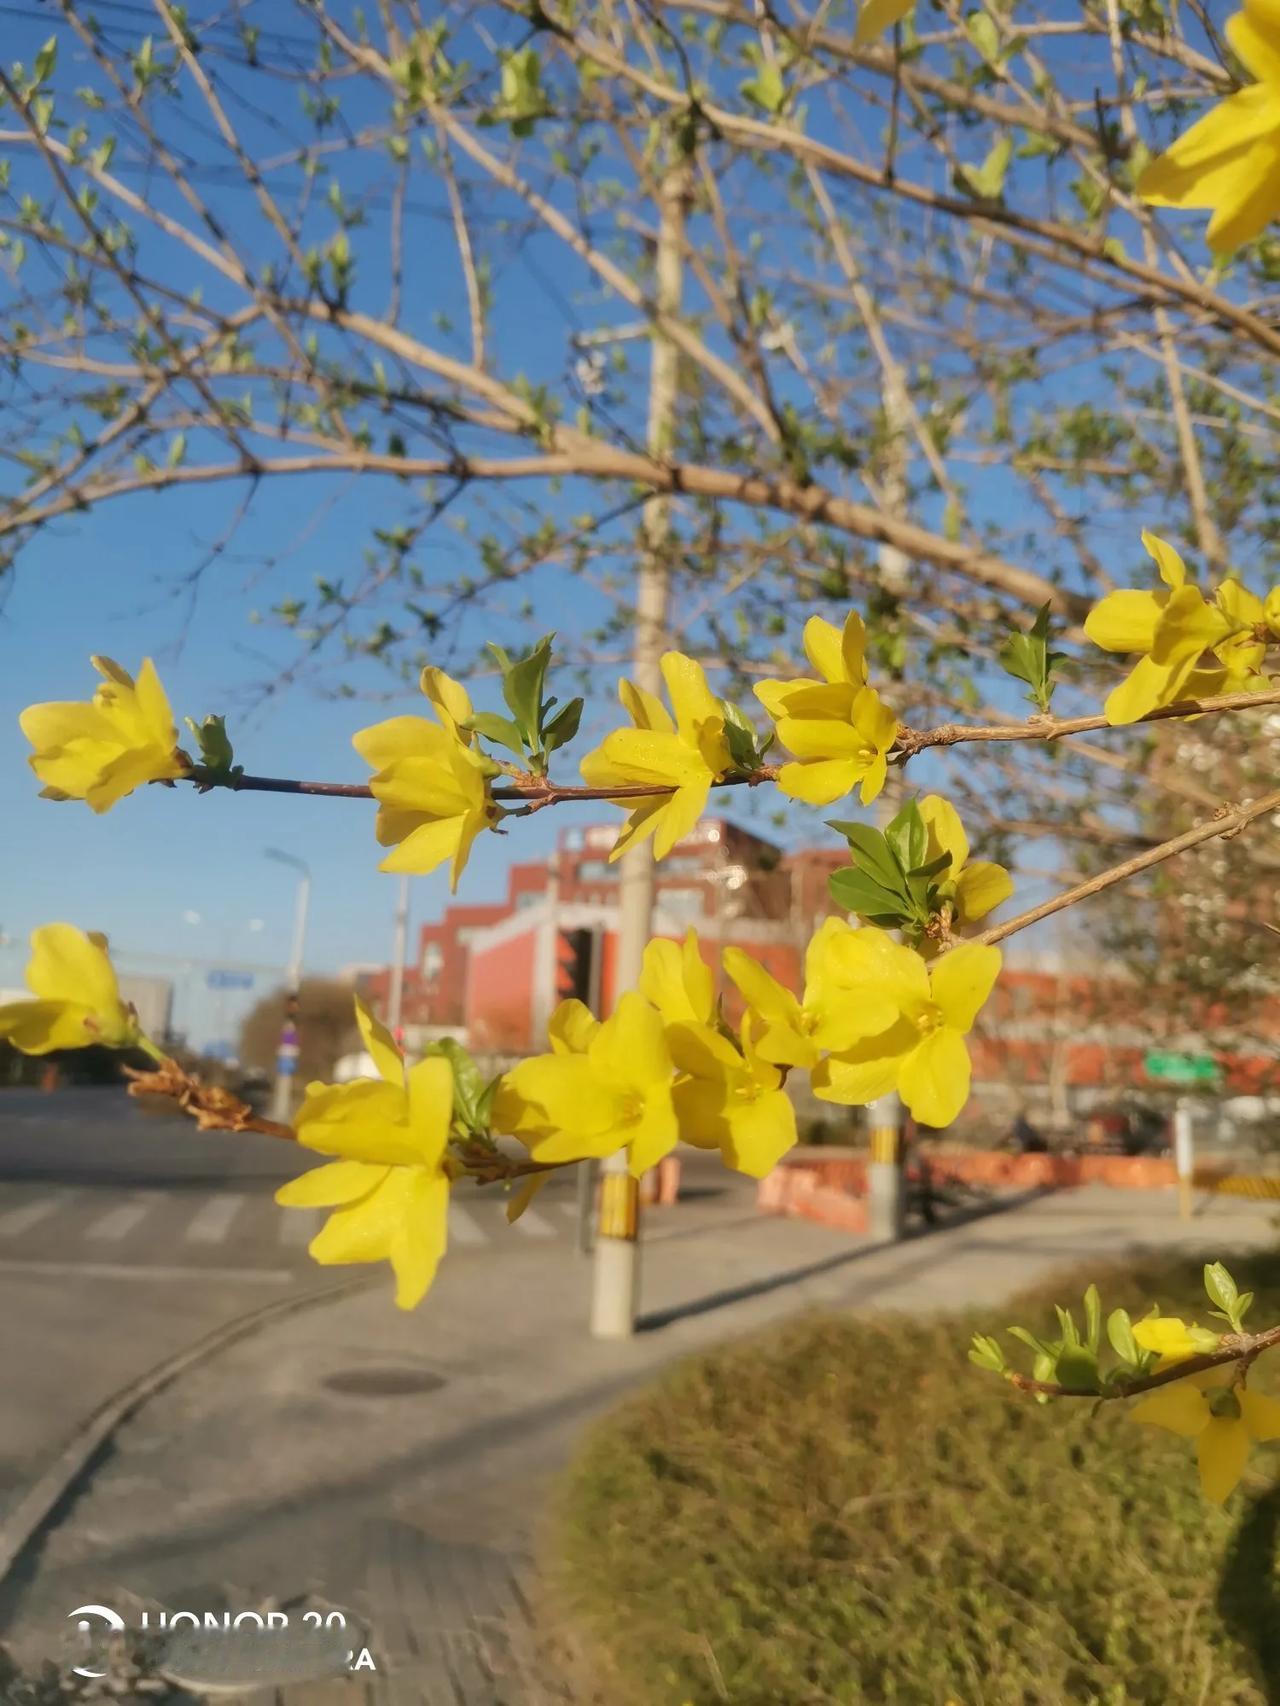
[578, 653, 733, 861]
[668, 1014, 798, 1178]
[755, 611, 870, 719]
[1137, 2, 1280, 254]
[854, 0, 915, 45]
[275, 996, 453, 1309]
[20, 656, 184, 813]
[638, 929, 716, 1027]
[754, 611, 897, 807]
[1083, 531, 1266, 725]
[917, 795, 1013, 935]
[353, 666, 499, 892]
[1129, 1371, 1280, 1504]
[0, 924, 140, 1055]
[814, 934, 1001, 1128]
[723, 917, 901, 1069]
[492, 991, 678, 1176]
[1132, 1315, 1222, 1364]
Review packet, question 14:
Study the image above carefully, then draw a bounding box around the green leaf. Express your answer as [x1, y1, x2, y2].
[1054, 1304, 1080, 1350]
[1106, 1307, 1139, 1365]
[958, 136, 1012, 201]
[183, 714, 238, 781]
[166, 432, 186, 468]
[1204, 1262, 1241, 1328]
[828, 822, 910, 902]
[1055, 1347, 1100, 1393]
[427, 1037, 487, 1134]
[33, 35, 57, 86]
[965, 10, 1003, 62]
[1007, 1325, 1049, 1357]
[542, 697, 583, 756]
[1083, 1284, 1101, 1355]
[998, 602, 1064, 714]
[884, 800, 927, 874]
[465, 711, 526, 756]
[740, 61, 786, 115]
[968, 1334, 1006, 1374]
[500, 633, 554, 743]
[827, 867, 912, 926]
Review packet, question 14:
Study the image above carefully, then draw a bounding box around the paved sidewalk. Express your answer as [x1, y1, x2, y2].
[6, 1184, 1275, 1700]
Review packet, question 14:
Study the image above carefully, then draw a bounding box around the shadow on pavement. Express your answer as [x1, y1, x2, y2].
[1218, 1485, 1280, 1705]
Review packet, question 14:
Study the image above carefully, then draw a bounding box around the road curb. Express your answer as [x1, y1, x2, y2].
[0, 1273, 379, 1586]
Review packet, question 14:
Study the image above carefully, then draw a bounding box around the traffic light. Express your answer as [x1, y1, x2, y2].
[556, 927, 595, 1005]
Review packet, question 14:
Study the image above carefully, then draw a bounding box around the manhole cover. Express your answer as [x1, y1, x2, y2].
[323, 1365, 445, 1397]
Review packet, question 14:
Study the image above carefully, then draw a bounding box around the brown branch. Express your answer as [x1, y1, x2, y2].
[124, 1059, 297, 1140]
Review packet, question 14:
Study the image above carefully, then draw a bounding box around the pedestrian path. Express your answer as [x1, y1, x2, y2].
[0, 1183, 595, 1271]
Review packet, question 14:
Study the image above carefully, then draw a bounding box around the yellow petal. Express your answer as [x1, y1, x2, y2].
[723, 947, 800, 1028]
[618, 677, 674, 734]
[918, 794, 969, 874]
[640, 933, 713, 1025]
[419, 665, 472, 741]
[293, 1078, 422, 1165]
[801, 615, 847, 684]
[855, 0, 915, 45]
[1198, 1417, 1251, 1504]
[1142, 531, 1188, 591]
[548, 998, 599, 1055]
[721, 1088, 797, 1178]
[308, 1175, 403, 1265]
[388, 1171, 451, 1308]
[897, 1027, 972, 1128]
[406, 1054, 453, 1167]
[275, 1159, 389, 1208]
[354, 993, 404, 1086]
[26, 923, 124, 1025]
[378, 816, 464, 877]
[589, 991, 672, 1092]
[1103, 655, 1184, 726]
[1152, 585, 1232, 667]
[1138, 85, 1279, 207]
[1230, 2, 1280, 82]
[953, 861, 1014, 925]
[1203, 135, 1280, 252]
[929, 943, 1002, 1034]
[1128, 1380, 1210, 1438]
[1240, 1388, 1280, 1442]
[0, 998, 100, 1054]
[505, 1173, 550, 1224]
[624, 1084, 680, 1176]
[812, 1019, 917, 1106]
[1084, 589, 1164, 654]
[660, 651, 723, 750]
[352, 715, 447, 769]
[132, 657, 177, 746]
[776, 758, 860, 806]
[1132, 1316, 1203, 1361]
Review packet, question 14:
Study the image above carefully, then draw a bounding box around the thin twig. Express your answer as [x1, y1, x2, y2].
[1009, 1323, 1280, 1401]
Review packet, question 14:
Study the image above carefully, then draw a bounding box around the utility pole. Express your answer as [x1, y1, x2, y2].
[591, 159, 689, 1340]
[387, 873, 411, 1040]
[265, 848, 311, 1125]
[867, 373, 911, 1243]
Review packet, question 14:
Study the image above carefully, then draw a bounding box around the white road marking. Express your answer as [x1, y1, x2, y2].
[0, 1258, 291, 1283]
[449, 1204, 489, 1246]
[86, 1196, 154, 1242]
[184, 1193, 246, 1245]
[279, 1207, 322, 1246]
[0, 1196, 63, 1238]
[509, 1206, 555, 1239]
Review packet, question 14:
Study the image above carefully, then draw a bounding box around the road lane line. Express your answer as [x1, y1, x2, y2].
[278, 1207, 322, 1246]
[0, 1197, 63, 1238]
[0, 1258, 291, 1283]
[184, 1193, 246, 1244]
[509, 1205, 556, 1239]
[86, 1197, 154, 1242]
[448, 1204, 488, 1246]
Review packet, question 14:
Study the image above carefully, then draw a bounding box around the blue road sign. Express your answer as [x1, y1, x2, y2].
[207, 969, 255, 991]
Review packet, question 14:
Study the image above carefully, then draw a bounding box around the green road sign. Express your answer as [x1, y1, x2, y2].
[1144, 1051, 1220, 1086]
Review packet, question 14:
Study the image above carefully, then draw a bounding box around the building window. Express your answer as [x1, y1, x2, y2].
[422, 944, 443, 979]
[576, 859, 615, 882]
[661, 887, 705, 921]
[516, 890, 541, 909]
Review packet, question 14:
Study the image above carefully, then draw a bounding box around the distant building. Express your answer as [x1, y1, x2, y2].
[358, 817, 847, 1047]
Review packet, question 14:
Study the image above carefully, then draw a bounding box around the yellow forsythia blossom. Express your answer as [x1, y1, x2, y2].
[1084, 531, 1270, 725]
[492, 992, 679, 1176]
[353, 666, 499, 892]
[276, 996, 453, 1309]
[638, 928, 716, 1028]
[20, 656, 184, 813]
[724, 917, 901, 1069]
[814, 932, 1002, 1128]
[668, 1014, 798, 1178]
[0, 924, 140, 1054]
[1129, 1371, 1280, 1504]
[1137, 1, 1280, 254]
[917, 795, 1013, 935]
[1132, 1315, 1222, 1364]
[854, 0, 915, 45]
[579, 653, 733, 861]
[755, 612, 897, 806]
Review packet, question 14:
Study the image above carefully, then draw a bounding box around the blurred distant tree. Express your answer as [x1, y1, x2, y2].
[239, 977, 360, 1084]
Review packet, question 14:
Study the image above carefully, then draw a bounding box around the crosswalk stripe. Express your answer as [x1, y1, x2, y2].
[86, 1197, 154, 1241]
[449, 1203, 488, 1246]
[0, 1196, 63, 1238]
[510, 1205, 555, 1239]
[184, 1193, 245, 1245]
[558, 1201, 579, 1217]
[279, 1207, 321, 1247]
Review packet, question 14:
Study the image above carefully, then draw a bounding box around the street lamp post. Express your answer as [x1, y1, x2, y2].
[265, 848, 311, 1123]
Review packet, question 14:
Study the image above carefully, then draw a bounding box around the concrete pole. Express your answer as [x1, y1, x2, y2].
[591, 160, 689, 1340]
[865, 375, 911, 1238]
[387, 873, 411, 1038]
[1174, 1098, 1194, 1222]
[268, 853, 310, 1124]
